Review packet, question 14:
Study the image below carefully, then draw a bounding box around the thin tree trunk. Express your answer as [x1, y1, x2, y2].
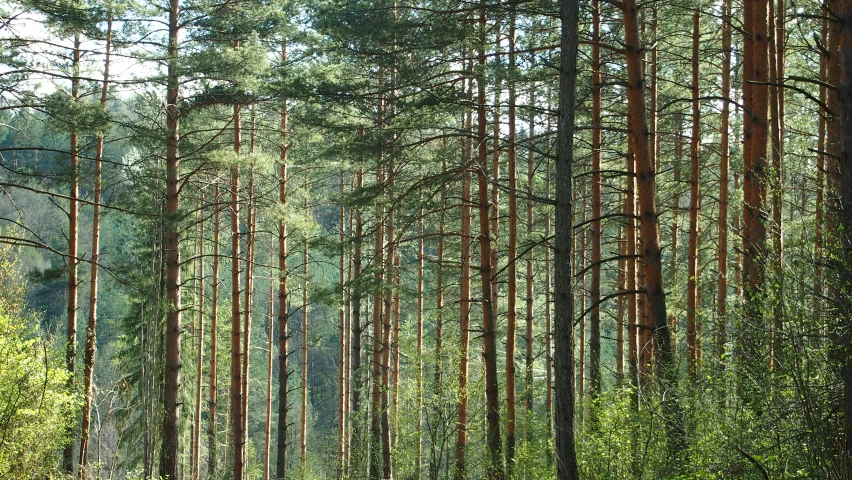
[545, 159, 553, 437]
[390, 255, 401, 470]
[622, 0, 685, 459]
[209, 179, 220, 477]
[616, 232, 626, 387]
[380, 180, 395, 480]
[814, 18, 826, 332]
[78, 18, 111, 477]
[242, 157, 256, 477]
[477, 3, 503, 476]
[370, 163, 385, 480]
[577, 185, 586, 418]
[687, 12, 701, 378]
[454, 100, 473, 480]
[555, 0, 581, 477]
[231, 97, 244, 480]
[431, 159, 446, 480]
[416, 188, 424, 479]
[265, 248, 275, 480]
[193, 199, 205, 480]
[626, 135, 638, 403]
[589, 0, 603, 405]
[717, 0, 732, 361]
[338, 175, 347, 479]
[524, 83, 535, 423]
[300, 175, 309, 474]
[63, 32, 82, 477]
[350, 167, 363, 476]
[161, 0, 182, 475]
[276, 82, 290, 479]
[491, 25, 501, 318]
[505, 8, 518, 471]
[768, 0, 785, 369]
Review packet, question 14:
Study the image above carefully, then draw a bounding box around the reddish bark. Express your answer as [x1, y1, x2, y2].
[622, 0, 684, 455]
[78, 19, 111, 476]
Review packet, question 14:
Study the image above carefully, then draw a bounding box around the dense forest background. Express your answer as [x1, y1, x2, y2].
[1, 0, 852, 478]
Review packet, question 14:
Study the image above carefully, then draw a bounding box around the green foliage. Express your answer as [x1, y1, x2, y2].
[42, 90, 112, 135]
[0, 246, 76, 479]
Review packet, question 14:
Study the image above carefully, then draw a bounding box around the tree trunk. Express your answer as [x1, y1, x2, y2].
[742, 0, 769, 346]
[577, 185, 586, 418]
[78, 18, 111, 477]
[768, 0, 785, 368]
[338, 175, 348, 479]
[415, 187, 424, 478]
[589, 0, 602, 405]
[63, 32, 82, 477]
[265, 248, 275, 480]
[193, 198, 205, 480]
[626, 135, 638, 402]
[622, 0, 685, 459]
[814, 19, 826, 332]
[555, 0, 581, 478]
[350, 167, 363, 476]
[300, 175, 309, 474]
[505, 9, 518, 471]
[717, 0, 732, 361]
[242, 157, 256, 475]
[476, 4, 503, 476]
[231, 98, 244, 480]
[275, 83, 290, 479]
[161, 0, 182, 475]
[687, 12, 701, 378]
[370, 177, 385, 478]
[431, 159, 446, 480]
[210, 179, 221, 477]
[454, 97, 473, 480]
[834, 0, 852, 469]
[524, 83, 536, 424]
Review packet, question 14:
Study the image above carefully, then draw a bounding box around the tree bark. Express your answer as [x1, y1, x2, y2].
[589, 0, 603, 405]
[350, 167, 363, 475]
[687, 12, 701, 377]
[210, 179, 220, 477]
[300, 176, 309, 474]
[415, 186, 424, 478]
[622, 0, 685, 459]
[454, 92, 473, 480]
[231, 99, 244, 480]
[505, 8, 518, 471]
[276, 84, 290, 479]
[265, 247, 275, 480]
[476, 3, 503, 476]
[79, 18, 111, 477]
[833, 0, 852, 469]
[555, 0, 581, 478]
[193, 198, 205, 480]
[243, 156, 256, 474]
[63, 32, 82, 477]
[524, 82, 536, 423]
[369, 66, 387, 480]
[338, 174, 348, 479]
[160, 0, 182, 475]
[742, 0, 769, 345]
[768, 0, 785, 368]
[717, 0, 732, 361]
